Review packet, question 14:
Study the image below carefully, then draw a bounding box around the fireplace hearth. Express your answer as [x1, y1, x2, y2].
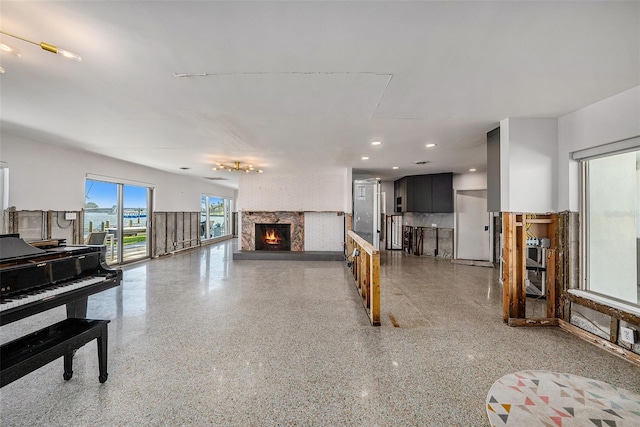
[255, 224, 291, 251]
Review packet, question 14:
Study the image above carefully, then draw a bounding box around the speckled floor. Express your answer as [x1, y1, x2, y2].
[1, 240, 639, 426]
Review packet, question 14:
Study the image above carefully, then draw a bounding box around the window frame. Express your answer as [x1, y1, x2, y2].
[577, 138, 640, 309]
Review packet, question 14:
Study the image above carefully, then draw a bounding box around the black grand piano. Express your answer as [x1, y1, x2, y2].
[0, 234, 122, 325]
[0, 234, 122, 386]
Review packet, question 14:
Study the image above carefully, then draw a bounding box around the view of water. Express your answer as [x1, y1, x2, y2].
[85, 212, 147, 233]
[84, 212, 226, 237]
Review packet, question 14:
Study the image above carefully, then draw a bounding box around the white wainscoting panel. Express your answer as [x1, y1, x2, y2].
[304, 212, 345, 251]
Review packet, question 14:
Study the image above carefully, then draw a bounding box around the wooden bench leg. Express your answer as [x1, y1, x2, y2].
[97, 324, 108, 383]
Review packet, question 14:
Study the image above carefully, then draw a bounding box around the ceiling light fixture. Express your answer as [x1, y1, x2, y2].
[1, 43, 21, 57]
[0, 31, 81, 61]
[361, 156, 369, 160]
[392, 166, 399, 170]
[213, 161, 263, 173]
[469, 168, 477, 172]
[426, 143, 437, 148]
[371, 141, 382, 146]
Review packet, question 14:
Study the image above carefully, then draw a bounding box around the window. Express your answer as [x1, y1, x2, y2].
[581, 148, 640, 306]
[201, 194, 232, 240]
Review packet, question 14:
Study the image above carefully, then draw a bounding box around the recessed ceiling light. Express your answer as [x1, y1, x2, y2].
[361, 156, 369, 160]
[371, 141, 382, 146]
[469, 168, 477, 172]
[392, 166, 399, 170]
[426, 143, 437, 148]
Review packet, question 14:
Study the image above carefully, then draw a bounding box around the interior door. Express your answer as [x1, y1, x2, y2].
[456, 190, 490, 261]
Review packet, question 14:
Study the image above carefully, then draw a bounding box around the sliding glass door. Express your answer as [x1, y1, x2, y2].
[85, 180, 119, 264]
[85, 179, 151, 264]
[201, 194, 232, 240]
[122, 184, 149, 262]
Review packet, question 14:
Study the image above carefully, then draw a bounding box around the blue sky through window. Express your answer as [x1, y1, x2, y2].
[85, 180, 147, 208]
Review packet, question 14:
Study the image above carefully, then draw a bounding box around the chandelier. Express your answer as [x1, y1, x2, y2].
[0, 31, 81, 73]
[213, 161, 263, 173]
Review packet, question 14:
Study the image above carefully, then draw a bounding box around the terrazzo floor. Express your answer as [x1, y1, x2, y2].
[1, 240, 639, 426]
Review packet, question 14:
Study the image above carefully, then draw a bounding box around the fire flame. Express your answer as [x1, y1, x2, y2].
[264, 229, 282, 245]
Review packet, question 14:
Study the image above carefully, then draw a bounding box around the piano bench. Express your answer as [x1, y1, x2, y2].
[0, 318, 110, 388]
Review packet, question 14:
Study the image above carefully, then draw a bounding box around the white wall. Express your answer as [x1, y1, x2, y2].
[453, 171, 487, 191]
[304, 212, 344, 251]
[381, 181, 394, 214]
[0, 132, 235, 212]
[558, 86, 640, 212]
[344, 168, 353, 214]
[237, 173, 346, 212]
[500, 118, 558, 213]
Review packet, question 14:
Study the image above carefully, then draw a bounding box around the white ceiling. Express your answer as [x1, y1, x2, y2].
[1, 1, 638, 188]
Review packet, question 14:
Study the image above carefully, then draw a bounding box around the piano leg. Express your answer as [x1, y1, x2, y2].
[66, 297, 88, 319]
[97, 322, 109, 383]
[63, 353, 73, 380]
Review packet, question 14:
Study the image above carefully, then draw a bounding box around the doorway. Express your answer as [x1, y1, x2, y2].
[385, 215, 403, 250]
[85, 179, 151, 264]
[353, 179, 381, 249]
[455, 190, 490, 261]
[200, 195, 232, 240]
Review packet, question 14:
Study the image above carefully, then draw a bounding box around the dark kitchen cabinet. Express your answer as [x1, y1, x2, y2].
[393, 177, 413, 212]
[394, 173, 453, 213]
[411, 174, 432, 212]
[431, 173, 453, 212]
[486, 127, 501, 212]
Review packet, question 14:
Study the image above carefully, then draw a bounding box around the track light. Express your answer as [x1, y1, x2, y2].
[0, 31, 81, 62]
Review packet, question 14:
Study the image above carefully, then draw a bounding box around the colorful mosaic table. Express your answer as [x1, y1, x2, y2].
[486, 371, 640, 426]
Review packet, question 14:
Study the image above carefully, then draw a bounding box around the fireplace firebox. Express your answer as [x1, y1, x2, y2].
[255, 224, 291, 251]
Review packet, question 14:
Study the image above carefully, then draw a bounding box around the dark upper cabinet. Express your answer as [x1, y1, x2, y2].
[394, 173, 453, 213]
[394, 177, 406, 212]
[486, 127, 500, 212]
[411, 174, 432, 212]
[431, 173, 453, 212]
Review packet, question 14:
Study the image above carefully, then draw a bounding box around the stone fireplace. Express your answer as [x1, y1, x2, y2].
[240, 211, 304, 251]
[255, 223, 291, 251]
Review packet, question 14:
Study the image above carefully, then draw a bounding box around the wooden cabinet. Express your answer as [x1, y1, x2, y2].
[394, 173, 453, 213]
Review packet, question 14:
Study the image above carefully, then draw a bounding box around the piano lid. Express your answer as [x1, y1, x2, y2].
[0, 235, 46, 261]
